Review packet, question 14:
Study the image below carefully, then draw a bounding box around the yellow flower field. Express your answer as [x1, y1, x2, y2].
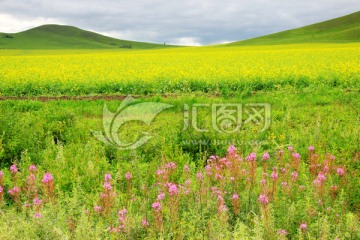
[0, 43, 359, 96]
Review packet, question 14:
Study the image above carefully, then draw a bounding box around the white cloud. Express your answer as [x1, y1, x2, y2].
[170, 37, 202, 46]
[0, 14, 63, 33]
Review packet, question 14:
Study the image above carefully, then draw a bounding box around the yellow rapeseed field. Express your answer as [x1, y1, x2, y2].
[0, 43, 359, 95]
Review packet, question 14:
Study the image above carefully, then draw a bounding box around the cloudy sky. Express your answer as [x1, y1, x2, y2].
[0, 0, 359, 45]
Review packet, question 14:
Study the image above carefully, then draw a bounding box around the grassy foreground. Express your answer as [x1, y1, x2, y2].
[0, 89, 359, 239]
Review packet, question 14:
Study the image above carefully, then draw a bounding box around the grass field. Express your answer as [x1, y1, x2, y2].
[0, 11, 359, 240]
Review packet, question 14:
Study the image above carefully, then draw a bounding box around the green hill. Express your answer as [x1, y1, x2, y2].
[225, 11, 360, 46]
[0, 24, 176, 49]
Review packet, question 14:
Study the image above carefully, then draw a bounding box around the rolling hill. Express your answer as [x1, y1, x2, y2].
[225, 11, 360, 46]
[0, 24, 176, 49]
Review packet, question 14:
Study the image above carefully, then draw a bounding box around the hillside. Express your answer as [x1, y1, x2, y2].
[0, 24, 176, 49]
[225, 11, 360, 46]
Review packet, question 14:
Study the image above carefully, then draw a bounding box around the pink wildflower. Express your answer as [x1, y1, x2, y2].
[33, 197, 42, 206]
[336, 168, 345, 176]
[299, 223, 308, 231]
[165, 162, 176, 170]
[292, 153, 301, 160]
[262, 152, 270, 161]
[271, 171, 278, 180]
[94, 206, 102, 213]
[42, 172, 54, 184]
[142, 218, 149, 227]
[33, 213, 43, 219]
[184, 165, 190, 172]
[10, 164, 18, 174]
[246, 152, 257, 162]
[157, 193, 165, 200]
[104, 173, 112, 182]
[196, 172, 204, 181]
[308, 145, 315, 151]
[278, 229, 288, 236]
[258, 194, 269, 205]
[125, 172, 132, 180]
[152, 201, 161, 212]
[103, 182, 112, 190]
[29, 165, 37, 172]
[168, 183, 179, 195]
[288, 146, 294, 151]
[232, 194, 239, 200]
[291, 171, 299, 181]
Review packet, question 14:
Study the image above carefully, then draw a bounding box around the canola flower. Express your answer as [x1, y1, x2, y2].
[0, 43, 359, 96]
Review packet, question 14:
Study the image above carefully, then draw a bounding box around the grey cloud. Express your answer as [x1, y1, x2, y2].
[0, 0, 359, 45]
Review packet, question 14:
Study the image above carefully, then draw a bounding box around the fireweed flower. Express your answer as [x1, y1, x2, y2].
[336, 168, 345, 176]
[292, 153, 301, 160]
[42, 173, 54, 184]
[262, 152, 270, 161]
[260, 179, 267, 185]
[27, 174, 36, 183]
[299, 223, 308, 231]
[142, 219, 149, 228]
[29, 165, 37, 172]
[291, 171, 299, 181]
[185, 179, 191, 186]
[184, 165, 190, 173]
[33, 197, 42, 206]
[104, 174, 112, 182]
[281, 182, 288, 187]
[0, 171, 3, 179]
[94, 206, 102, 213]
[168, 183, 179, 195]
[317, 172, 326, 182]
[288, 146, 294, 151]
[8, 186, 21, 196]
[152, 201, 161, 212]
[279, 149, 284, 156]
[118, 208, 128, 223]
[10, 164, 18, 174]
[218, 204, 228, 213]
[33, 213, 43, 219]
[258, 194, 269, 205]
[103, 182, 112, 190]
[196, 172, 204, 181]
[125, 172, 132, 180]
[271, 171, 278, 181]
[330, 155, 336, 160]
[165, 162, 176, 170]
[278, 229, 288, 236]
[157, 193, 165, 201]
[246, 153, 257, 162]
[308, 146, 315, 151]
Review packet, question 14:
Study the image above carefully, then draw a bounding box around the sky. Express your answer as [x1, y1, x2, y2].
[0, 0, 359, 46]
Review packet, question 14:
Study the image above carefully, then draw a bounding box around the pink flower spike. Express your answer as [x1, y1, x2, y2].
[152, 201, 161, 212]
[288, 146, 294, 151]
[94, 206, 102, 213]
[29, 165, 37, 172]
[33, 213, 43, 219]
[246, 152, 257, 162]
[336, 167, 345, 176]
[308, 145, 315, 151]
[103, 182, 112, 190]
[292, 153, 301, 160]
[196, 172, 204, 181]
[42, 172, 54, 184]
[299, 223, 308, 230]
[271, 171, 278, 181]
[10, 164, 18, 174]
[104, 173, 112, 182]
[33, 197, 42, 206]
[262, 152, 270, 161]
[125, 172, 132, 180]
[165, 162, 177, 170]
[168, 183, 179, 195]
[258, 194, 269, 205]
[142, 218, 149, 227]
[278, 229, 288, 236]
[184, 165, 190, 173]
[232, 194, 239, 200]
[157, 193, 165, 200]
[0, 171, 3, 179]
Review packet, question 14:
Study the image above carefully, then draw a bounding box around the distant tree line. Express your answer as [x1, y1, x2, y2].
[2, 34, 14, 39]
